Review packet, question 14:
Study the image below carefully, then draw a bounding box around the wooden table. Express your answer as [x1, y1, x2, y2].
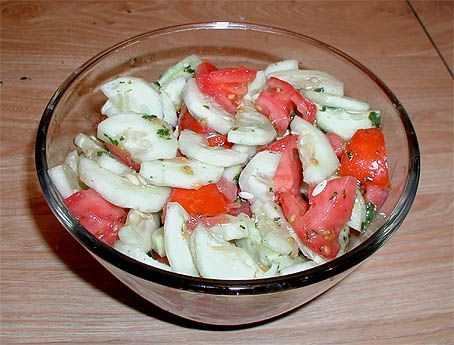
[1, 1, 453, 343]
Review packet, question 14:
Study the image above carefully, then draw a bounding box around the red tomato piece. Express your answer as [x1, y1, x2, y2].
[63, 189, 127, 246]
[364, 184, 389, 210]
[216, 177, 238, 203]
[227, 199, 252, 217]
[292, 176, 357, 259]
[206, 134, 234, 149]
[326, 132, 345, 159]
[267, 77, 317, 123]
[168, 184, 230, 217]
[186, 214, 232, 231]
[277, 192, 309, 225]
[340, 128, 390, 187]
[105, 143, 141, 173]
[178, 106, 213, 135]
[256, 90, 294, 135]
[261, 135, 302, 195]
[196, 64, 256, 114]
[151, 251, 170, 266]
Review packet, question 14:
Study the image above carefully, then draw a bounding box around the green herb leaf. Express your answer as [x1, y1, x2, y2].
[156, 127, 171, 140]
[320, 106, 327, 112]
[183, 65, 196, 74]
[203, 105, 210, 109]
[153, 81, 161, 88]
[104, 133, 119, 146]
[369, 111, 381, 128]
[313, 87, 325, 93]
[96, 150, 108, 157]
[239, 225, 246, 230]
[347, 150, 354, 161]
[362, 202, 377, 231]
[142, 114, 157, 120]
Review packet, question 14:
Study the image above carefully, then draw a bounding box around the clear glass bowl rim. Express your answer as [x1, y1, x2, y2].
[35, 21, 420, 295]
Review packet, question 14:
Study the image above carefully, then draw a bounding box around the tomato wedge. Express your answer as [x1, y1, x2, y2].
[64, 189, 127, 245]
[168, 184, 231, 217]
[292, 176, 357, 259]
[261, 135, 302, 195]
[364, 184, 389, 210]
[340, 128, 390, 187]
[278, 192, 309, 225]
[105, 143, 141, 172]
[256, 77, 317, 135]
[196, 64, 256, 114]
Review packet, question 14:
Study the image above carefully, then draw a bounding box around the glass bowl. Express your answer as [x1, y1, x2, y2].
[35, 22, 420, 326]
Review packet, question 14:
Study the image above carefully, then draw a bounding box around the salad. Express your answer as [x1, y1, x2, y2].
[49, 55, 390, 279]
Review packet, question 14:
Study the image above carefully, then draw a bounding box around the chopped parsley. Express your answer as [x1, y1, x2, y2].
[203, 105, 210, 109]
[369, 111, 381, 128]
[153, 81, 161, 88]
[342, 188, 347, 199]
[96, 150, 108, 157]
[183, 65, 196, 74]
[157, 127, 172, 140]
[233, 172, 240, 183]
[347, 150, 354, 161]
[290, 112, 296, 120]
[239, 225, 246, 230]
[119, 136, 125, 141]
[313, 87, 325, 93]
[142, 114, 157, 120]
[362, 202, 377, 231]
[104, 133, 119, 145]
[329, 191, 338, 200]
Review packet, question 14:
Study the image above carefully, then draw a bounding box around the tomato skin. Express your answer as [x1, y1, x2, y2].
[261, 135, 302, 195]
[168, 184, 230, 217]
[227, 199, 252, 217]
[278, 192, 309, 225]
[105, 143, 141, 172]
[206, 134, 234, 149]
[196, 64, 256, 114]
[63, 189, 127, 246]
[292, 176, 357, 259]
[326, 132, 345, 159]
[340, 128, 390, 187]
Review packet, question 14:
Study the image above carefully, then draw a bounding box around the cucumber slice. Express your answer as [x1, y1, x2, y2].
[247, 70, 266, 97]
[161, 76, 186, 109]
[140, 157, 224, 189]
[101, 100, 119, 117]
[100, 76, 163, 118]
[157, 54, 202, 86]
[222, 144, 257, 182]
[264, 59, 299, 76]
[97, 113, 177, 162]
[190, 224, 260, 279]
[303, 90, 370, 112]
[209, 213, 253, 241]
[160, 90, 178, 127]
[238, 151, 281, 201]
[182, 78, 234, 134]
[290, 117, 339, 185]
[347, 190, 366, 231]
[113, 242, 171, 271]
[316, 106, 374, 140]
[78, 157, 170, 212]
[150, 227, 166, 257]
[164, 202, 199, 276]
[269, 69, 344, 96]
[178, 129, 248, 167]
[227, 106, 276, 145]
[118, 210, 160, 252]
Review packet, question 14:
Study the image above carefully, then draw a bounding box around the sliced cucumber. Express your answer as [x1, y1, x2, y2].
[160, 90, 178, 127]
[74, 133, 105, 159]
[157, 54, 202, 86]
[178, 129, 248, 167]
[290, 117, 339, 185]
[101, 100, 119, 117]
[264, 59, 299, 76]
[347, 189, 366, 231]
[208, 213, 254, 241]
[190, 224, 260, 279]
[303, 90, 370, 112]
[140, 157, 224, 189]
[117, 210, 160, 252]
[279, 261, 317, 275]
[164, 202, 199, 276]
[182, 78, 234, 134]
[78, 157, 170, 212]
[100, 76, 163, 118]
[97, 113, 177, 162]
[161, 76, 186, 109]
[316, 106, 375, 140]
[238, 151, 281, 201]
[222, 144, 257, 182]
[247, 70, 266, 97]
[113, 242, 171, 271]
[150, 227, 165, 257]
[227, 106, 276, 145]
[269, 69, 344, 96]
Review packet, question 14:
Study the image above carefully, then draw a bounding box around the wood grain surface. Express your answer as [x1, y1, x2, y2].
[1, 1, 453, 344]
